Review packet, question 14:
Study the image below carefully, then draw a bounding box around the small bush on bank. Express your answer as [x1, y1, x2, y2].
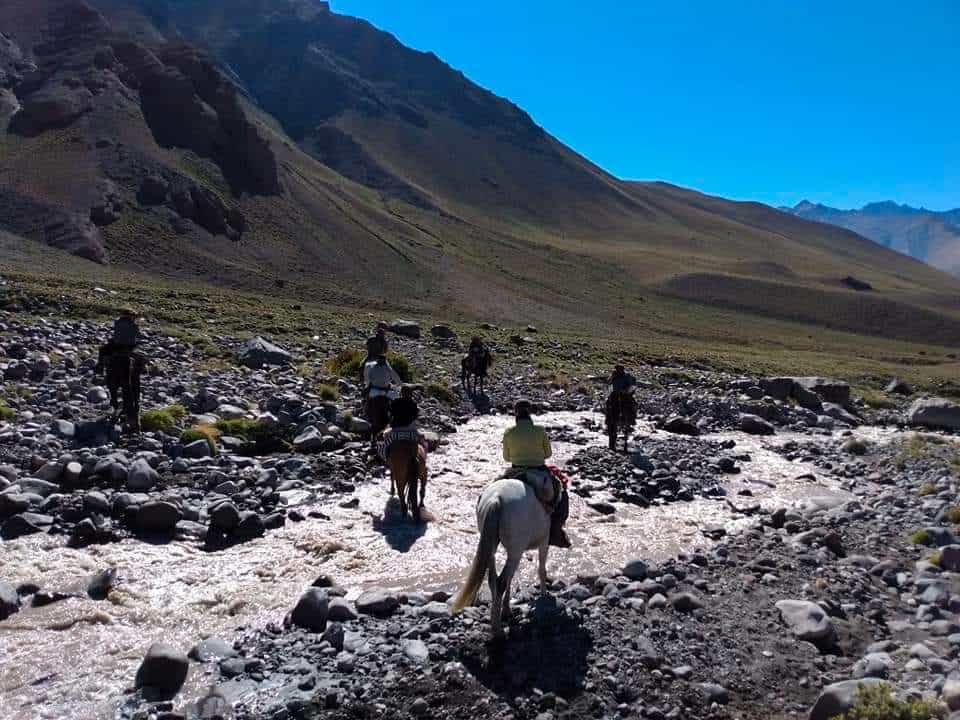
[180, 424, 220, 453]
[140, 404, 188, 434]
[831, 683, 945, 720]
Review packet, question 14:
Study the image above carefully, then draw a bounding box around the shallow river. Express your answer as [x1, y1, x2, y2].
[0, 413, 892, 719]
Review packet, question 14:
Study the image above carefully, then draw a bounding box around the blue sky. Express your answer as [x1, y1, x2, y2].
[333, 1, 958, 211]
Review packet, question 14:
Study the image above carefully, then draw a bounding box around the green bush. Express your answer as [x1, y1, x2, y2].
[180, 424, 220, 453]
[318, 383, 340, 402]
[425, 381, 457, 404]
[141, 404, 188, 434]
[215, 418, 271, 442]
[387, 352, 414, 383]
[910, 529, 933, 546]
[943, 506, 960, 524]
[327, 349, 365, 378]
[0, 403, 15, 420]
[919, 483, 938, 497]
[832, 683, 945, 720]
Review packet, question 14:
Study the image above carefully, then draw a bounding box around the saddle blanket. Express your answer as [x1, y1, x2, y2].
[503, 466, 557, 508]
[368, 388, 399, 399]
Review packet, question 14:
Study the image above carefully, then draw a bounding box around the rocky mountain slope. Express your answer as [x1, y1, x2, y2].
[1, 0, 959, 348]
[787, 200, 960, 277]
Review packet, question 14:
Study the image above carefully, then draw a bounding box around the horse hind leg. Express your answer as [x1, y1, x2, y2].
[537, 541, 551, 592]
[496, 554, 521, 628]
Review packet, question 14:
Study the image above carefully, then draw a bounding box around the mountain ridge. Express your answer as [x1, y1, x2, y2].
[785, 199, 960, 276]
[1, 0, 959, 350]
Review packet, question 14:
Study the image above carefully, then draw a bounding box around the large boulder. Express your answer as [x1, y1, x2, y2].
[430, 324, 456, 339]
[135, 501, 182, 534]
[134, 642, 189, 698]
[807, 679, 885, 720]
[355, 588, 400, 616]
[907, 398, 960, 431]
[740, 414, 775, 435]
[776, 600, 836, 651]
[290, 588, 329, 632]
[9, 84, 93, 136]
[237, 337, 291, 369]
[794, 377, 851, 407]
[127, 458, 159, 492]
[389, 320, 421, 339]
[886, 378, 913, 396]
[663, 416, 700, 436]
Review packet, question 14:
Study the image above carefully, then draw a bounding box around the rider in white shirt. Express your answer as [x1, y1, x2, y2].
[363, 355, 402, 398]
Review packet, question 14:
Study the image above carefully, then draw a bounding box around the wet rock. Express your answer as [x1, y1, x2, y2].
[622, 559, 649, 581]
[136, 501, 182, 534]
[209, 501, 240, 532]
[189, 638, 237, 662]
[290, 588, 330, 632]
[182, 439, 212, 459]
[670, 592, 703, 613]
[699, 683, 729, 705]
[328, 597, 358, 622]
[0, 581, 20, 620]
[356, 588, 400, 616]
[87, 568, 118, 600]
[1, 513, 48, 539]
[663, 416, 699, 436]
[402, 639, 429, 664]
[740, 414, 775, 435]
[807, 679, 884, 720]
[135, 642, 189, 698]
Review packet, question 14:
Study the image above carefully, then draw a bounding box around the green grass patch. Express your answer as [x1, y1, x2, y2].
[425, 381, 457, 404]
[834, 682, 945, 719]
[919, 483, 938, 497]
[215, 418, 271, 441]
[0, 403, 15, 420]
[942, 507, 960, 524]
[140, 404, 188, 434]
[858, 387, 897, 410]
[951, 457, 960, 476]
[928, 551, 943, 567]
[910, 529, 933, 546]
[387, 352, 414, 383]
[318, 383, 340, 402]
[327, 349, 365, 378]
[180, 424, 221, 453]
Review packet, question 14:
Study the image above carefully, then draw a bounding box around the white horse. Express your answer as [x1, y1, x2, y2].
[451, 475, 555, 637]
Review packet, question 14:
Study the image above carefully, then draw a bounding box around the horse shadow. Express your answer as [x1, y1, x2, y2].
[370, 497, 428, 553]
[468, 390, 492, 413]
[459, 594, 593, 702]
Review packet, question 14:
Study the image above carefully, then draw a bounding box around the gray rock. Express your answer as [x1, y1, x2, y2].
[327, 597, 358, 622]
[670, 592, 703, 613]
[740, 414, 775, 435]
[943, 678, 960, 711]
[182, 439, 213, 459]
[940, 546, 960, 572]
[389, 320, 421, 339]
[699, 683, 729, 704]
[794, 377, 851, 406]
[622, 559, 649, 581]
[402, 639, 429, 664]
[293, 427, 326, 453]
[663, 416, 700, 436]
[237, 337, 291, 369]
[136, 501, 182, 534]
[127, 458, 158, 492]
[215, 404, 246, 421]
[290, 588, 329, 632]
[808, 679, 884, 720]
[776, 600, 835, 650]
[430, 325, 456, 339]
[1, 513, 46, 539]
[886, 379, 913, 396]
[50, 419, 75, 438]
[852, 652, 892, 679]
[134, 642, 189, 697]
[189, 637, 237, 662]
[0, 581, 20, 620]
[209, 501, 241, 532]
[17, 478, 59, 498]
[908, 397, 960, 431]
[355, 588, 400, 616]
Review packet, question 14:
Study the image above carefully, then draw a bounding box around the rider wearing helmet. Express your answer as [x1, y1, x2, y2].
[502, 399, 571, 548]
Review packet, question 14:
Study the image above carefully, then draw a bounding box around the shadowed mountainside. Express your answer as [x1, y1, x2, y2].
[1, 0, 959, 349]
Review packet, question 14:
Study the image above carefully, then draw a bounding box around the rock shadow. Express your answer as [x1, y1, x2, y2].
[459, 594, 592, 701]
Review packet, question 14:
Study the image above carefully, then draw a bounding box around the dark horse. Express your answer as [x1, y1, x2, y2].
[605, 391, 636, 452]
[460, 350, 492, 395]
[366, 395, 391, 445]
[105, 351, 144, 434]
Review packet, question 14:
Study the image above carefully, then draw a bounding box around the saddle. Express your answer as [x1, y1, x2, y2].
[504, 466, 560, 511]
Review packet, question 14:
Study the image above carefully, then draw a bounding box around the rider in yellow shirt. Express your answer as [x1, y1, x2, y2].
[502, 400, 571, 548]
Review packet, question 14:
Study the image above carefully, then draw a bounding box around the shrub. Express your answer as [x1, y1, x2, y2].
[927, 551, 943, 567]
[318, 384, 340, 402]
[327, 349, 365, 378]
[919, 483, 938, 497]
[425, 381, 457, 404]
[910, 529, 933, 546]
[215, 418, 272, 442]
[951, 457, 960, 476]
[180, 424, 220, 453]
[859, 389, 897, 410]
[0, 403, 15, 420]
[833, 683, 945, 720]
[141, 404, 188, 434]
[943, 506, 960, 524]
[387, 352, 414, 383]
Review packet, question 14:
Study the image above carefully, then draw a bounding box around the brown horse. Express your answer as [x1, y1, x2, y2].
[386, 439, 426, 522]
[461, 350, 492, 395]
[606, 391, 636, 452]
[105, 351, 144, 434]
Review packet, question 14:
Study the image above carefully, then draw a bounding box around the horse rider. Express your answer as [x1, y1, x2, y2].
[467, 335, 488, 367]
[360, 322, 390, 380]
[380, 386, 428, 485]
[95, 308, 141, 375]
[502, 399, 571, 548]
[363, 354, 402, 398]
[606, 363, 638, 423]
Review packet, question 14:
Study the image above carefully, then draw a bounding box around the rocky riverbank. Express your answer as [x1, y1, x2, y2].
[2, 308, 960, 720]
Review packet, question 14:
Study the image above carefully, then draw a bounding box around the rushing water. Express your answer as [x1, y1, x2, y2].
[0, 413, 892, 719]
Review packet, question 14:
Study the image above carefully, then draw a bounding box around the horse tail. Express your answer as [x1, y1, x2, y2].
[451, 496, 501, 613]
